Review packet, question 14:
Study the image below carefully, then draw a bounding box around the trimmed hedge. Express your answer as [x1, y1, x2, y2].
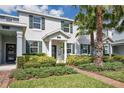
[10, 66, 77, 80]
[16, 56, 25, 68]
[16, 54, 56, 69]
[66, 55, 92, 65]
[77, 62, 124, 72]
[113, 55, 124, 62]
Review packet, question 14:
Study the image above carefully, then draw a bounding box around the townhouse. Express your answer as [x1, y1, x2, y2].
[0, 9, 123, 64]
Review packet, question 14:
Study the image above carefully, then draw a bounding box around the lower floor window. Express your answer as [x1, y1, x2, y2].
[67, 43, 75, 54]
[26, 41, 42, 54]
[80, 44, 90, 54]
[103, 45, 109, 54]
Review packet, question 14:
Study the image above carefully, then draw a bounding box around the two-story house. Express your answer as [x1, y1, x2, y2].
[0, 8, 123, 65]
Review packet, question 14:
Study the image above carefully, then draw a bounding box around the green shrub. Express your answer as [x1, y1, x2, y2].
[16, 56, 25, 68]
[17, 54, 56, 69]
[23, 53, 47, 56]
[56, 63, 66, 66]
[23, 62, 41, 68]
[77, 62, 124, 72]
[37, 56, 56, 67]
[103, 56, 113, 62]
[10, 66, 77, 80]
[113, 55, 124, 62]
[10, 69, 27, 80]
[66, 55, 92, 65]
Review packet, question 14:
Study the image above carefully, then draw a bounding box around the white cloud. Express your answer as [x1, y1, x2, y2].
[0, 5, 64, 17]
[0, 5, 16, 13]
[49, 8, 64, 17]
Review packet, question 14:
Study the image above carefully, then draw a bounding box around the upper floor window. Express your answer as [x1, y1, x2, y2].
[29, 15, 45, 30]
[61, 21, 73, 33]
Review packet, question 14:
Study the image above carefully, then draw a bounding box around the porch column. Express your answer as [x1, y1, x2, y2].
[48, 40, 52, 57]
[16, 31, 23, 56]
[64, 41, 67, 63]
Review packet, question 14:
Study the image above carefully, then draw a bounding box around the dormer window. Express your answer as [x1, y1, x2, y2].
[61, 21, 73, 33]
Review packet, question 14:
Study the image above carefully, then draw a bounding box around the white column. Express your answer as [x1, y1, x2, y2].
[64, 41, 67, 63]
[16, 31, 23, 56]
[48, 40, 52, 57]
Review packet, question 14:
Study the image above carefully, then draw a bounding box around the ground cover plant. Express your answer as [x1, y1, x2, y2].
[99, 70, 124, 83]
[9, 74, 113, 88]
[10, 66, 77, 80]
[76, 62, 124, 72]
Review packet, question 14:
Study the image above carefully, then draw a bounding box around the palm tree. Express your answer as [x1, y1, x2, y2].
[74, 6, 96, 57]
[94, 6, 103, 66]
[74, 5, 124, 66]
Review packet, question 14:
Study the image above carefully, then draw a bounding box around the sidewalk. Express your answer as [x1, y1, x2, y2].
[0, 71, 11, 88]
[68, 66, 124, 88]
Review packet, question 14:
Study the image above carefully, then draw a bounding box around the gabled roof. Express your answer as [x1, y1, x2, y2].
[17, 9, 74, 22]
[42, 30, 70, 40]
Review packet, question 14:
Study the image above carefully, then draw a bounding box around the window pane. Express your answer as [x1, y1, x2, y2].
[64, 28, 69, 32]
[33, 23, 40, 29]
[30, 48, 38, 53]
[67, 49, 71, 54]
[30, 41, 38, 46]
[34, 16, 40, 23]
[67, 44, 71, 48]
[80, 44, 89, 54]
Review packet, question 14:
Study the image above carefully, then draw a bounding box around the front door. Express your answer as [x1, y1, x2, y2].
[52, 45, 57, 59]
[6, 44, 16, 64]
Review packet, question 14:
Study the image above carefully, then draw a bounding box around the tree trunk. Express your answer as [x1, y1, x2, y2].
[90, 32, 95, 57]
[94, 6, 103, 66]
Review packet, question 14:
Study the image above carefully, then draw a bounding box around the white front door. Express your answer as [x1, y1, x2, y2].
[57, 44, 64, 62]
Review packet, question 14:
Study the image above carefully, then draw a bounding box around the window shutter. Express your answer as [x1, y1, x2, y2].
[29, 15, 33, 28]
[61, 21, 64, 31]
[72, 44, 75, 54]
[70, 23, 73, 33]
[26, 41, 30, 53]
[42, 17, 45, 30]
[39, 41, 42, 53]
[88, 45, 90, 54]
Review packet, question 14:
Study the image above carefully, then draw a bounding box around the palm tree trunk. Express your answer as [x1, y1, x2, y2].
[94, 6, 103, 66]
[90, 32, 95, 57]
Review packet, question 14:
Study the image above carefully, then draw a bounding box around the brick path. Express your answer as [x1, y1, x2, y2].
[68, 66, 124, 88]
[0, 71, 11, 88]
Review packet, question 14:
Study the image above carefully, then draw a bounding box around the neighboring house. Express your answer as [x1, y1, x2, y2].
[0, 9, 123, 65]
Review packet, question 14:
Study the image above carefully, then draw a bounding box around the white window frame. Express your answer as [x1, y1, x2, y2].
[63, 21, 70, 33]
[67, 43, 75, 54]
[32, 16, 41, 29]
[29, 41, 39, 54]
[80, 44, 90, 54]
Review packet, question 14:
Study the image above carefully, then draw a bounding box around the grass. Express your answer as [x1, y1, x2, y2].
[9, 74, 113, 88]
[99, 70, 124, 83]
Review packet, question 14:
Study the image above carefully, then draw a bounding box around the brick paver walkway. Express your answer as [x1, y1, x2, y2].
[0, 71, 11, 88]
[68, 66, 124, 88]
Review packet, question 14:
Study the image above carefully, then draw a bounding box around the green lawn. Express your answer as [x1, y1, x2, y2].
[99, 70, 124, 83]
[9, 74, 113, 88]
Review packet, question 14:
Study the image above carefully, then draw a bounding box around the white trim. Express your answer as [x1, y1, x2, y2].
[0, 14, 19, 19]
[42, 30, 70, 40]
[17, 9, 74, 22]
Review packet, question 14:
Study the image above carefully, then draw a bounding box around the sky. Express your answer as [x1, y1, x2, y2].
[0, 5, 79, 19]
